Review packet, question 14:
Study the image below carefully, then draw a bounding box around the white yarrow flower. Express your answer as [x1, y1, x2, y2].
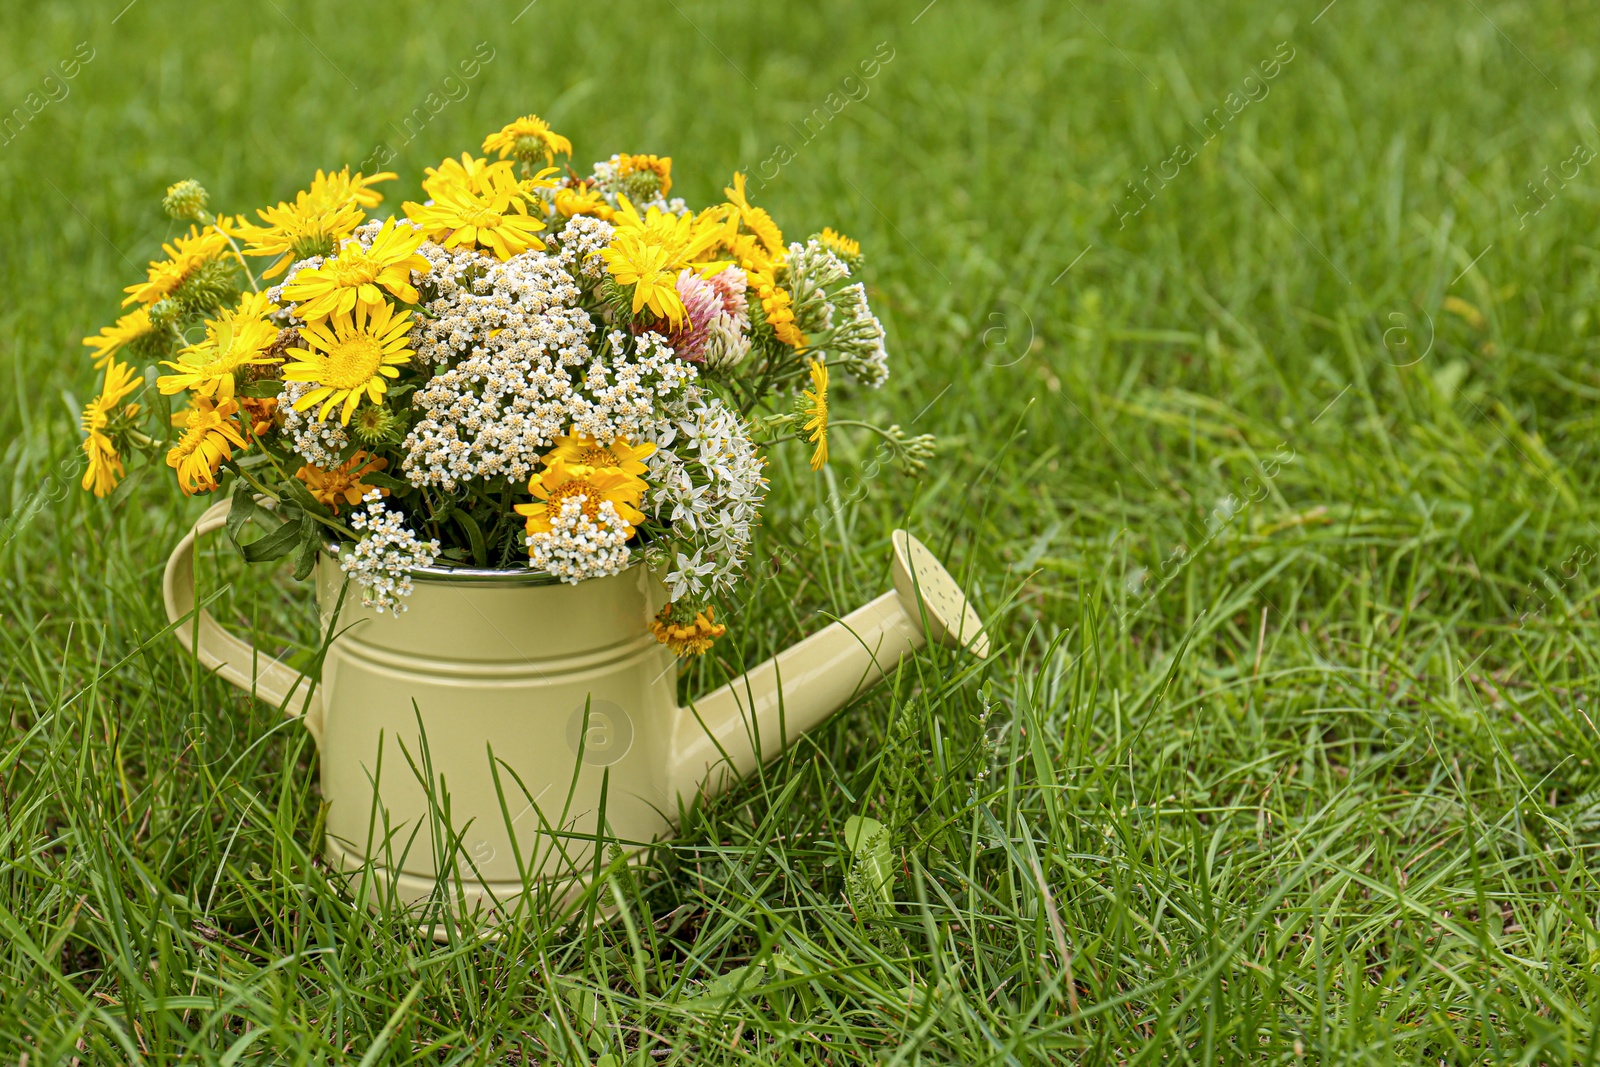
[340, 492, 441, 615]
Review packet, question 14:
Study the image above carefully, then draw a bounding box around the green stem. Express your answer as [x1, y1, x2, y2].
[827, 419, 902, 445]
[229, 462, 356, 540]
[201, 210, 259, 293]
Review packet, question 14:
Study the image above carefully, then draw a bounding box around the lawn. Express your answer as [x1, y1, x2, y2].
[3, 0, 1600, 1062]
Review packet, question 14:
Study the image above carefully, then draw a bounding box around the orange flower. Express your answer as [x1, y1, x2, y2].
[238, 397, 279, 436]
[617, 153, 673, 197]
[167, 398, 248, 496]
[295, 451, 389, 513]
[650, 603, 726, 657]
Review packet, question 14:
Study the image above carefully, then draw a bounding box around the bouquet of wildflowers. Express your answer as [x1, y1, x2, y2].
[78, 115, 930, 655]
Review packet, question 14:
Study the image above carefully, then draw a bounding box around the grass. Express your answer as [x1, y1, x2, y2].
[3, 0, 1600, 1061]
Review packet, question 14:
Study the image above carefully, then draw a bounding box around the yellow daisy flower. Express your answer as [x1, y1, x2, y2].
[600, 232, 681, 324]
[650, 603, 726, 657]
[280, 217, 431, 321]
[295, 451, 389, 514]
[167, 397, 248, 496]
[515, 457, 647, 539]
[422, 153, 499, 200]
[723, 172, 786, 258]
[598, 196, 726, 325]
[282, 300, 415, 424]
[553, 183, 614, 221]
[701, 177, 807, 347]
[482, 114, 573, 166]
[720, 229, 774, 276]
[326, 168, 396, 209]
[83, 308, 159, 367]
[541, 432, 656, 477]
[818, 227, 861, 260]
[229, 167, 395, 279]
[802, 359, 829, 470]
[79, 360, 142, 498]
[404, 164, 548, 261]
[620, 195, 726, 264]
[122, 225, 233, 307]
[157, 290, 283, 403]
[617, 153, 673, 197]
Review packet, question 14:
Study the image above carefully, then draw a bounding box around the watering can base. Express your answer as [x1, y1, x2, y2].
[324, 836, 631, 941]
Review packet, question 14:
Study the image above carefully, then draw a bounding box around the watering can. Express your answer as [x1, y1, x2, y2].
[164, 498, 988, 915]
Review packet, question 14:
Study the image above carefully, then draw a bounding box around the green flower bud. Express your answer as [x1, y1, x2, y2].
[614, 169, 663, 205]
[163, 179, 209, 222]
[513, 135, 547, 162]
[171, 258, 241, 317]
[147, 299, 181, 329]
[351, 403, 403, 446]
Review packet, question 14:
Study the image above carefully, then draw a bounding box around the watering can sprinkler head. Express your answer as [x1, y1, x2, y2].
[888, 529, 991, 659]
[666, 529, 989, 803]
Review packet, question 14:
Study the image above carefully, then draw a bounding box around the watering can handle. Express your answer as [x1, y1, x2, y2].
[162, 497, 323, 741]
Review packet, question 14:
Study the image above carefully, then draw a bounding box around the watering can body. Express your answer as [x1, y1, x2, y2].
[164, 498, 988, 915]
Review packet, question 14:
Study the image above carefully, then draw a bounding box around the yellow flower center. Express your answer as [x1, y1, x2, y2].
[463, 206, 502, 229]
[577, 446, 615, 467]
[546, 478, 601, 520]
[320, 334, 384, 389]
[330, 251, 380, 287]
[198, 332, 249, 373]
[171, 419, 212, 459]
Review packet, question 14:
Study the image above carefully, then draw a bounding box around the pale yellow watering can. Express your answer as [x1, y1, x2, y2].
[164, 498, 988, 915]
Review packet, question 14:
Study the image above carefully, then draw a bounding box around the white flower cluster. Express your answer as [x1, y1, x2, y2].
[786, 239, 850, 337]
[788, 239, 853, 289]
[407, 243, 524, 365]
[279, 379, 350, 467]
[832, 281, 890, 389]
[572, 330, 699, 442]
[644, 390, 767, 601]
[528, 498, 633, 583]
[550, 215, 614, 281]
[402, 247, 599, 488]
[703, 316, 751, 371]
[339, 491, 441, 614]
[779, 240, 889, 389]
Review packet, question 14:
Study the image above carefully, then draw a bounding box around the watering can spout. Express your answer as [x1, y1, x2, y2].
[669, 531, 989, 803]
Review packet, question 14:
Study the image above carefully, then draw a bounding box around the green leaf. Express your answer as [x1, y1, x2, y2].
[280, 476, 327, 516]
[843, 815, 895, 902]
[238, 378, 283, 398]
[225, 480, 271, 556]
[564, 989, 608, 1052]
[360, 471, 411, 491]
[291, 514, 322, 581]
[451, 507, 487, 567]
[681, 962, 767, 1005]
[239, 506, 304, 563]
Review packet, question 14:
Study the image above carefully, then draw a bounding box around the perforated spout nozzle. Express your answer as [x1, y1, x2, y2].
[669, 531, 989, 804]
